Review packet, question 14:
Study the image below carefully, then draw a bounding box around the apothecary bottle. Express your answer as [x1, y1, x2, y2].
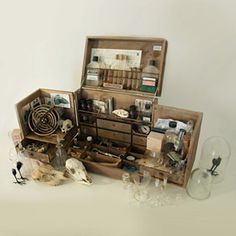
[140, 59, 159, 93]
[86, 56, 102, 87]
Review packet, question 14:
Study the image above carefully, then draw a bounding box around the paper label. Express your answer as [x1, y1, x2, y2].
[142, 77, 156, 86]
[153, 45, 162, 51]
[87, 74, 98, 81]
[91, 48, 142, 69]
[142, 116, 151, 122]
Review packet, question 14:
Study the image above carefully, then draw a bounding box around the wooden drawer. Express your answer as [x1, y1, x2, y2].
[97, 129, 131, 143]
[97, 119, 131, 133]
[80, 126, 97, 136]
[133, 135, 147, 146]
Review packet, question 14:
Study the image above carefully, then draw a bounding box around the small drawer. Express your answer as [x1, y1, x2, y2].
[98, 129, 131, 143]
[97, 119, 131, 133]
[133, 135, 147, 146]
[80, 126, 97, 136]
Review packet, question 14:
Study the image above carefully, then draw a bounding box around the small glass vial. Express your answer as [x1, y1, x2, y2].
[86, 56, 102, 86]
[140, 59, 159, 93]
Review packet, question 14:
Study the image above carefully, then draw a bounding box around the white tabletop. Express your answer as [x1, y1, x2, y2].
[0, 145, 235, 236]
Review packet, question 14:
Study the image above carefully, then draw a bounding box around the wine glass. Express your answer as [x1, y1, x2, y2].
[151, 176, 170, 206]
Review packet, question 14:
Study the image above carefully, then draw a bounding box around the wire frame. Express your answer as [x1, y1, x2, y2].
[28, 105, 60, 136]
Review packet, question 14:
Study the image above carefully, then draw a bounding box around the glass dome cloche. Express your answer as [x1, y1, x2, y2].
[198, 136, 231, 184]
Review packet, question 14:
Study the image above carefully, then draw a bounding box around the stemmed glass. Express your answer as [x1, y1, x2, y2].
[151, 176, 169, 206]
[131, 170, 151, 203]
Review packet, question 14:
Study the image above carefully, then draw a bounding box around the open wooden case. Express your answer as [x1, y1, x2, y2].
[15, 88, 78, 163]
[15, 36, 203, 187]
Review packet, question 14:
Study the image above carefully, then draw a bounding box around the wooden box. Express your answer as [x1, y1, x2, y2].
[15, 88, 78, 162]
[15, 36, 203, 187]
[74, 36, 202, 187]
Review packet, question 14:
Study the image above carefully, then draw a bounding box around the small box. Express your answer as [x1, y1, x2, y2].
[147, 131, 164, 152]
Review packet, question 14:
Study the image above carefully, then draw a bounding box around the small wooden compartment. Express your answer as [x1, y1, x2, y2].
[16, 88, 77, 145]
[20, 139, 55, 163]
[81, 36, 167, 96]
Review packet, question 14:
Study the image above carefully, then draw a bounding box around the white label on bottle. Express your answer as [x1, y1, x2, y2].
[142, 116, 151, 122]
[143, 77, 156, 81]
[142, 77, 156, 86]
[87, 74, 98, 81]
[153, 45, 162, 51]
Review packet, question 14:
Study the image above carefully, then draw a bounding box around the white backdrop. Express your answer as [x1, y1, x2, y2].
[0, 1, 236, 235]
[0, 1, 235, 170]
[0, 0, 235, 166]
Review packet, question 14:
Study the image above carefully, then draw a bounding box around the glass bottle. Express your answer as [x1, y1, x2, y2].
[84, 136, 93, 151]
[54, 136, 67, 171]
[174, 128, 186, 156]
[162, 121, 178, 154]
[198, 136, 231, 183]
[140, 59, 159, 93]
[183, 120, 194, 157]
[142, 102, 152, 122]
[86, 56, 102, 87]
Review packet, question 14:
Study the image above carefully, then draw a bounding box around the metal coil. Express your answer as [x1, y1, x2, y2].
[28, 105, 60, 136]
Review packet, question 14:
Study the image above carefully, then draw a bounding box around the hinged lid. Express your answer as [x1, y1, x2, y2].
[80, 36, 167, 98]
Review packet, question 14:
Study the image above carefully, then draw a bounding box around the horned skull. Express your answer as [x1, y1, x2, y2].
[60, 119, 73, 133]
[65, 158, 92, 185]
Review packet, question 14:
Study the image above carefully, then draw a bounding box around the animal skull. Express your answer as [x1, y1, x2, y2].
[65, 158, 92, 185]
[60, 119, 73, 133]
[32, 163, 67, 186]
[112, 109, 129, 118]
